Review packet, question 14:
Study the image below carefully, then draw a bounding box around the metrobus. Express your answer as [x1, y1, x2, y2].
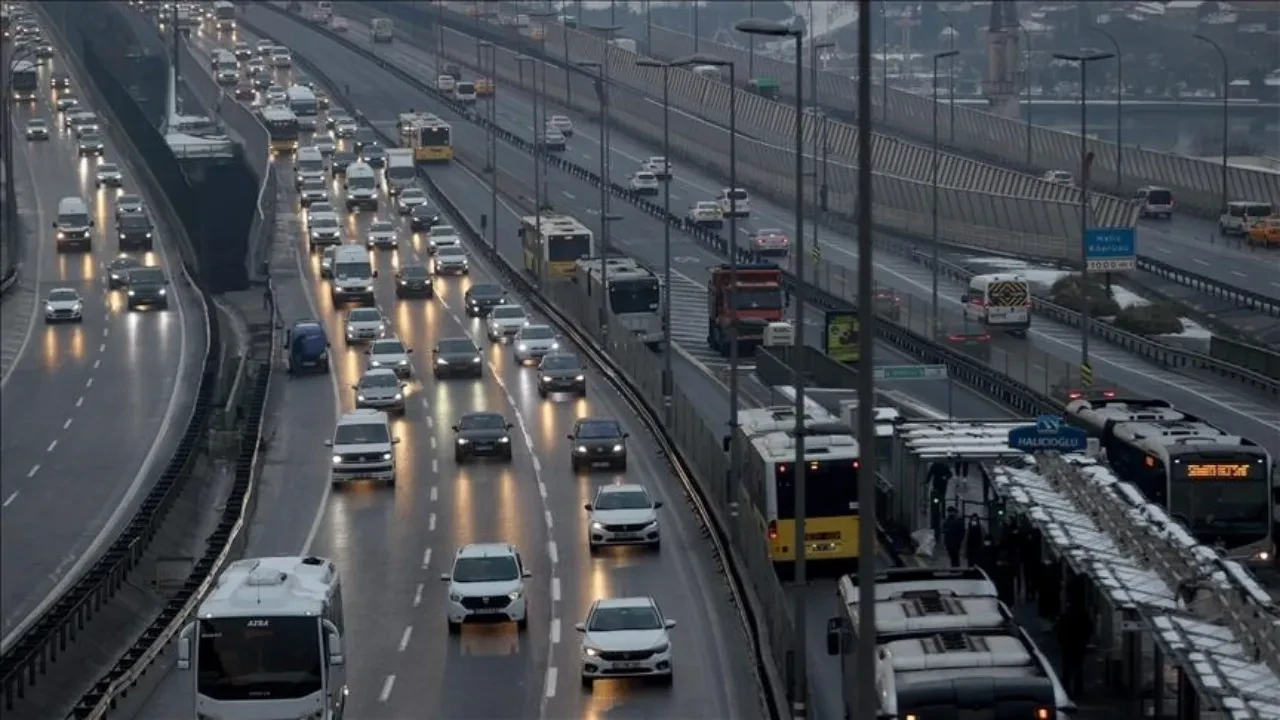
[10, 60, 37, 101]
[574, 257, 664, 345]
[213, 0, 235, 31]
[259, 106, 300, 154]
[409, 119, 453, 162]
[286, 85, 319, 131]
[177, 556, 347, 720]
[1066, 397, 1273, 557]
[734, 404, 862, 573]
[519, 214, 593, 279]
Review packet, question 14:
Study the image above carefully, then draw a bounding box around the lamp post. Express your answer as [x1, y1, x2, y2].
[1194, 33, 1229, 217]
[734, 16, 806, 717]
[578, 56, 615, 336]
[880, 1, 888, 121]
[1021, 27, 1033, 167]
[1089, 25, 1123, 188]
[1054, 50, 1113, 374]
[480, 41, 498, 247]
[931, 49, 958, 338]
[434, 0, 444, 77]
[637, 60, 674, 425]
[810, 40, 834, 286]
[517, 56, 543, 269]
[1, 47, 36, 279]
[939, 11, 956, 143]
[748, 0, 755, 78]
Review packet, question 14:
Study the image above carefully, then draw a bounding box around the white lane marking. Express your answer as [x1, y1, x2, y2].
[543, 667, 558, 699]
[544, 509, 553, 528]
[98, 343, 105, 353]
[1231, 270, 1247, 278]
[75, 396, 83, 407]
[538, 481, 547, 499]
[428, 513, 437, 531]
[422, 547, 432, 569]
[46, 440, 57, 453]
[426, 415, 433, 429]
[562, 190, 575, 200]
[1155, 246, 1172, 254]
[27, 464, 40, 478]
[101, 327, 108, 337]
[85, 378, 93, 388]
[93, 359, 101, 368]
[1194, 258, 1211, 267]
[551, 577, 560, 603]
[2, 492, 18, 508]
[397, 625, 413, 652]
[431, 458, 438, 474]
[62, 418, 72, 430]
[430, 485, 438, 502]
[420, 396, 430, 410]
[378, 674, 396, 703]
[531, 456, 541, 474]
[550, 617, 561, 644]
[300, 244, 346, 555]
[547, 540, 558, 565]
[430, 436, 437, 449]
[412, 582, 424, 607]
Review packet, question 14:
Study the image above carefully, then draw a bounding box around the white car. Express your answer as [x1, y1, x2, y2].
[94, 163, 123, 188]
[331, 15, 349, 31]
[437, 74, 456, 92]
[540, 128, 566, 151]
[216, 69, 238, 86]
[325, 408, 399, 486]
[486, 304, 529, 342]
[585, 484, 661, 550]
[353, 368, 406, 414]
[343, 306, 387, 344]
[642, 156, 671, 179]
[432, 245, 469, 275]
[299, 178, 328, 207]
[629, 171, 659, 195]
[320, 246, 338, 278]
[716, 187, 750, 218]
[333, 118, 358, 138]
[366, 220, 399, 248]
[44, 288, 84, 323]
[576, 597, 675, 687]
[313, 136, 336, 155]
[397, 187, 429, 214]
[512, 324, 559, 365]
[25, 118, 49, 140]
[246, 59, 266, 76]
[308, 213, 343, 249]
[441, 543, 531, 633]
[548, 114, 573, 136]
[256, 39, 274, 56]
[366, 336, 413, 377]
[685, 201, 723, 228]
[55, 94, 80, 112]
[306, 202, 336, 227]
[1042, 169, 1074, 186]
[426, 224, 460, 253]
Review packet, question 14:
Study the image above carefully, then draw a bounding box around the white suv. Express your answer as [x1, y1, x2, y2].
[426, 224, 461, 253]
[643, 156, 671, 179]
[716, 187, 750, 218]
[325, 409, 399, 486]
[686, 201, 723, 228]
[576, 597, 675, 687]
[585, 484, 662, 550]
[441, 543, 531, 633]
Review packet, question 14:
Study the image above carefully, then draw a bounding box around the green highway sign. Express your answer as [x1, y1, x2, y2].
[873, 365, 949, 381]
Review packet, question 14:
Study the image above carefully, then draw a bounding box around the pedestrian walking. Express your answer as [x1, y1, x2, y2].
[927, 462, 953, 538]
[964, 515, 985, 568]
[262, 285, 273, 312]
[942, 507, 965, 568]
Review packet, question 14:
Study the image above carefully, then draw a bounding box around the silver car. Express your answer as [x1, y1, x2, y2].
[512, 325, 559, 365]
[432, 245, 468, 276]
[486, 304, 529, 342]
[343, 307, 387, 344]
[366, 220, 398, 249]
[44, 288, 84, 323]
[366, 337, 413, 378]
[353, 368, 406, 414]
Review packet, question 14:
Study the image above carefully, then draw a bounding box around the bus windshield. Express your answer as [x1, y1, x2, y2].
[419, 127, 450, 146]
[196, 617, 322, 701]
[775, 458, 859, 518]
[547, 233, 591, 263]
[609, 277, 660, 315]
[264, 119, 298, 140]
[1171, 456, 1270, 535]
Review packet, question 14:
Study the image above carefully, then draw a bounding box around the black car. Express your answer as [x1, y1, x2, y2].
[234, 83, 256, 101]
[106, 256, 142, 289]
[395, 264, 434, 299]
[537, 353, 586, 397]
[464, 283, 507, 317]
[569, 417, 629, 472]
[453, 412, 514, 463]
[126, 267, 169, 310]
[360, 144, 386, 168]
[117, 213, 154, 252]
[331, 151, 356, 177]
[409, 204, 440, 232]
[433, 337, 483, 379]
[353, 128, 378, 153]
[51, 72, 70, 90]
[253, 74, 272, 90]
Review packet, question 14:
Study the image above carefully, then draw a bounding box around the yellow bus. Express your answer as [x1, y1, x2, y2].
[258, 106, 299, 154]
[410, 119, 453, 162]
[736, 405, 861, 573]
[519, 214, 594, 279]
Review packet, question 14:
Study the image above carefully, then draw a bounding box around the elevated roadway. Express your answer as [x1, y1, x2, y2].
[335, 14, 1280, 458]
[131, 15, 758, 720]
[0, 34, 204, 651]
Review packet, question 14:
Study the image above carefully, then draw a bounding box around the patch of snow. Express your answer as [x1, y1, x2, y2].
[1110, 286, 1152, 310]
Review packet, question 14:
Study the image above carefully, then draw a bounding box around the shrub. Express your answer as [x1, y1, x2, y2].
[1050, 275, 1120, 316]
[1114, 303, 1184, 336]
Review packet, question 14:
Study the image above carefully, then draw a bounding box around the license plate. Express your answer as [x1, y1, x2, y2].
[471, 608, 504, 614]
[612, 533, 641, 540]
[612, 662, 641, 670]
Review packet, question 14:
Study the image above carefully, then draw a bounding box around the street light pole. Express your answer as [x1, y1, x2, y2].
[735, 16, 806, 716]
[517, 56, 541, 269]
[881, 2, 888, 121]
[1194, 33, 1229, 217]
[811, 41, 833, 286]
[940, 10, 956, 143]
[1090, 26, 1123, 188]
[480, 42, 498, 248]
[931, 49, 958, 338]
[1021, 27, 1033, 168]
[1054, 50, 1113, 374]
[638, 59, 674, 423]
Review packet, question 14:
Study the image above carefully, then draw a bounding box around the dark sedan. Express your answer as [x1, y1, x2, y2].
[252, 74, 272, 90]
[234, 83, 256, 101]
[116, 213, 154, 252]
[126, 267, 169, 310]
[568, 417, 629, 472]
[432, 337, 483, 379]
[453, 412, 514, 463]
[463, 283, 507, 317]
[331, 151, 356, 177]
[395, 264, 434, 299]
[409, 204, 440, 232]
[537, 353, 586, 397]
[106, 256, 142, 290]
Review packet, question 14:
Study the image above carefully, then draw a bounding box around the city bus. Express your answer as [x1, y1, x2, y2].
[409, 118, 453, 162]
[213, 0, 235, 31]
[734, 404, 862, 573]
[574, 257, 664, 346]
[10, 60, 37, 101]
[285, 85, 319, 131]
[519, 214, 593, 279]
[259, 106, 300, 154]
[1066, 397, 1273, 558]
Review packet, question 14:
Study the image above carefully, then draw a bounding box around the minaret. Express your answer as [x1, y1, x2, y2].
[983, 0, 1022, 117]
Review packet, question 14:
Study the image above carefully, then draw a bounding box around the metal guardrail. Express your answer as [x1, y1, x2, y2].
[1135, 255, 1280, 318]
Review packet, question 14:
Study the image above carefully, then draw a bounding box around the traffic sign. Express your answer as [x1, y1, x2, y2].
[873, 365, 949, 381]
[1084, 227, 1136, 272]
[1080, 362, 1093, 388]
[810, 244, 821, 263]
[1007, 415, 1089, 453]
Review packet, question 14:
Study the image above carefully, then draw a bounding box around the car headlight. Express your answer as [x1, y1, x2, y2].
[127, 290, 136, 296]
[436, 358, 448, 365]
[499, 437, 510, 443]
[332, 454, 343, 465]
[356, 394, 366, 402]
[73, 302, 82, 310]
[517, 343, 527, 352]
[449, 592, 463, 603]
[158, 289, 166, 296]
[612, 444, 624, 452]
[145, 232, 152, 238]
[398, 359, 408, 366]
[540, 375, 551, 383]
[651, 643, 670, 654]
[550, 342, 559, 350]
[45, 302, 53, 310]
[576, 445, 587, 454]
[399, 280, 407, 285]
[575, 375, 585, 382]
[584, 647, 601, 658]
[393, 393, 403, 401]
[523, 320, 530, 326]
[590, 522, 604, 531]
[456, 437, 469, 445]
[381, 452, 393, 461]
[370, 360, 382, 367]
[507, 590, 522, 600]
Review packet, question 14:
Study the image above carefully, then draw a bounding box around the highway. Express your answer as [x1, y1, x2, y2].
[0, 31, 204, 650]
[132, 16, 759, 720]
[335, 10, 1280, 460]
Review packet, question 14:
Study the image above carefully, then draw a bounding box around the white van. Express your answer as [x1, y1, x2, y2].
[330, 245, 376, 305]
[962, 273, 1031, 337]
[717, 187, 750, 218]
[295, 146, 325, 189]
[211, 49, 237, 72]
[1219, 200, 1273, 236]
[343, 161, 378, 211]
[326, 408, 398, 486]
[437, 74, 456, 92]
[53, 196, 94, 252]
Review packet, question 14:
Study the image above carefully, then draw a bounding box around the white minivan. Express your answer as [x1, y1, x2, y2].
[330, 245, 376, 305]
[295, 146, 325, 189]
[54, 196, 94, 252]
[1219, 201, 1273, 236]
[962, 273, 1031, 337]
[344, 161, 379, 212]
[326, 408, 399, 487]
[717, 187, 750, 218]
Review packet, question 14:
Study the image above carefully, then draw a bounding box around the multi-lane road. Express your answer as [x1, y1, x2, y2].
[0, 35, 204, 652]
[132, 17, 760, 720]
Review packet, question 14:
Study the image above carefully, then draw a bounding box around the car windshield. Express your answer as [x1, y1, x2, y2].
[635, 173, 654, 181]
[438, 339, 476, 354]
[460, 414, 506, 430]
[452, 556, 518, 583]
[492, 307, 525, 320]
[312, 217, 337, 228]
[28, 119, 46, 127]
[119, 195, 141, 205]
[429, 226, 455, 237]
[348, 309, 381, 322]
[577, 421, 621, 439]
[371, 340, 404, 354]
[371, 221, 394, 232]
[589, 606, 662, 632]
[119, 215, 150, 229]
[332, 154, 353, 166]
[596, 490, 651, 511]
[540, 355, 580, 371]
[520, 326, 553, 340]
[130, 268, 165, 284]
[311, 204, 334, 214]
[81, 134, 101, 143]
[303, 180, 325, 191]
[333, 422, 389, 445]
[402, 190, 424, 200]
[48, 290, 78, 302]
[758, 228, 782, 237]
[110, 258, 140, 270]
[363, 146, 384, 156]
[361, 373, 398, 388]
[470, 286, 504, 300]
[437, 246, 465, 258]
[401, 265, 428, 278]
[411, 207, 434, 218]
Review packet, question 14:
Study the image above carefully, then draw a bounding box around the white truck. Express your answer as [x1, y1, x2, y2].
[384, 148, 416, 195]
[371, 17, 393, 42]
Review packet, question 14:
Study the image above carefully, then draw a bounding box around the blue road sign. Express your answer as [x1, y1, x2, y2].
[1007, 415, 1089, 453]
[1084, 227, 1136, 272]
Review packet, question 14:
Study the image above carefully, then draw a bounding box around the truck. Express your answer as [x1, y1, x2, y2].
[371, 17, 393, 42]
[384, 148, 416, 195]
[706, 263, 785, 356]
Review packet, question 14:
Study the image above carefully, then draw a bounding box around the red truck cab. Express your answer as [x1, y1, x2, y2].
[706, 263, 785, 356]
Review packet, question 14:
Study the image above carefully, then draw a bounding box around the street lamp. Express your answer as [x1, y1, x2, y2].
[939, 10, 956, 142]
[880, 2, 889, 121]
[931, 49, 959, 337]
[1194, 33, 1229, 218]
[636, 57, 676, 424]
[1020, 27, 1033, 167]
[810, 40, 834, 287]
[734, 17, 806, 719]
[516, 56, 544, 269]
[1054, 50, 1113, 374]
[479, 41, 498, 248]
[577, 52, 616, 337]
[1089, 25, 1123, 188]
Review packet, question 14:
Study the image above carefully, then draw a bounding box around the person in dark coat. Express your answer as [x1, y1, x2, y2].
[975, 538, 998, 582]
[1022, 527, 1043, 601]
[927, 462, 953, 538]
[994, 545, 1018, 606]
[965, 515, 985, 568]
[1054, 601, 1094, 698]
[1039, 559, 1062, 619]
[942, 506, 966, 568]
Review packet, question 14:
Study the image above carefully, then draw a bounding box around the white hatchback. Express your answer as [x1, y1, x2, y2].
[366, 336, 413, 377]
[486, 304, 529, 342]
[577, 597, 675, 687]
[585, 484, 662, 550]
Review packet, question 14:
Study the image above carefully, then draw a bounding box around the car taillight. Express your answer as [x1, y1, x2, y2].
[1066, 390, 1084, 400]
[767, 521, 778, 541]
